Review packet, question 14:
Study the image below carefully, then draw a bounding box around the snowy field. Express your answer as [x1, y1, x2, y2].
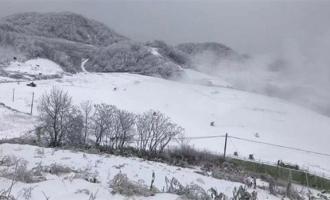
[0, 105, 36, 139]
[0, 143, 305, 200]
[0, 59, 330, 178]
[4, 59, 64, 76]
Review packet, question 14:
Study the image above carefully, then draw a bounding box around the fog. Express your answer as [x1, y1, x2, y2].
[1, 0, 330, 115]
[192, 33, 330, 116]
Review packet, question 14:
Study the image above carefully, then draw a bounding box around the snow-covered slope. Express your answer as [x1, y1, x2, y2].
[0, 60, 330, 177]
[0, 105, 35, 139]
[4, 58, 64, 76]
[0, 143, 297, 200]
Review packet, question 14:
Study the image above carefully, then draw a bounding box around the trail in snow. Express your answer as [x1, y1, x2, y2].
[81, 58, 89, 73]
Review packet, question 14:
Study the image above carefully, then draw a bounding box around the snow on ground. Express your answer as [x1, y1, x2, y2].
[0, 105, 35, 139]
[149, 47, 162, 57]
[81, 58, 89, 73]
[0, 60, 330, 177]
[4, 58, 64, 76]
[0, 76, 17, 83]
[0, 143, 283, 200]
[180, 69, 232, 88]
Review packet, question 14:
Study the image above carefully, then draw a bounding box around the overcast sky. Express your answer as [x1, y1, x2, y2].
[1, 0, 330, 54]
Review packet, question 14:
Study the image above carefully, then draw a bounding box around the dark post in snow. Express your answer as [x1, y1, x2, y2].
[224, 133, 228, 159]
[30, 92, 34, 115]
[12, 88, 15, 102]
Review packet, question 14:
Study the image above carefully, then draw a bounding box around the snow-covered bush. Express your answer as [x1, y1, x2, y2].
[109, 172, 156, 197]
[232, 186, 257, 200]
[165, 177, 214, 200]
[165, 177, 185, 195]
[42, 164, 76, 175]
[184, 184, 211, 200]
[0, 158, 44, 184]
[208, 188, 228, 200]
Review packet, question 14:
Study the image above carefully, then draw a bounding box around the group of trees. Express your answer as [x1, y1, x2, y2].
[37, 87, 184, 155]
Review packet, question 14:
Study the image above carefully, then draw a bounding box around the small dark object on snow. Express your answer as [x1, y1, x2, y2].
[113, 87, 117, 91]
[210, 121, 215, 126]
[248, 154, 254, 160]
[27, 82, 37, 87]
[234, 152, 238, 156]
[153, 111, 157, 116]
[36, 64, 40, 67]
[13, 56, 17, 60]
[277, 160, 299, 170]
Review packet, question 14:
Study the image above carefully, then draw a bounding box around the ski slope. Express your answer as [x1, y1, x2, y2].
[0, 59, 330, 177]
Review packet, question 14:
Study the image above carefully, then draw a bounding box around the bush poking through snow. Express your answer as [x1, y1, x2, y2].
[19, 186, 35, 200]
[110, 172, 157, 197]
[0, 159, 44, 183]
[208, 188, 227, 200]
[184, 184, 211, 200]
[42, 163, 76, 175]
[232, 186, 257, 200]
[165, 176, 185, 195]
[165, 177, 213, 200]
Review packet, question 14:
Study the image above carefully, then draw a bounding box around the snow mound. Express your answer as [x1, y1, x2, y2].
[5, 58, 64, 76]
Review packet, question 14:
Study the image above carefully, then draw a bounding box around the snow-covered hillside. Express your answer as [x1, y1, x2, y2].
[4, 58, 64, 76]
[0, 143, 305, 200]
[0, 105, 35, 139]
[0, 59, 330, 178]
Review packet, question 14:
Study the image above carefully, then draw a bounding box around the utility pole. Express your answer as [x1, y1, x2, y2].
[12, 88, 15, 102]
[224, 133, 228, 159]
[30, 92, 34, 115]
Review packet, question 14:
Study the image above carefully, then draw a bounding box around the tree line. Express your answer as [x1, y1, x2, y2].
[36, 87, 184, 155]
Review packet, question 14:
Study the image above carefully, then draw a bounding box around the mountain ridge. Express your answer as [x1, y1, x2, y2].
[0, 12, 240, 78]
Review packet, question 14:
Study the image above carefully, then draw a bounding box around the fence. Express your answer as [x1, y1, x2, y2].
[170, 133, 330, 191]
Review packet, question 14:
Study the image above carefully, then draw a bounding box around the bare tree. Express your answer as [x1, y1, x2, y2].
[64, 106, 84, 146]
[92, 104, 117, 147]
[37, 87, 82, 147]
[112, 109, 136, 150]
[136, 110, 184, 155]
[80, 100, 93, 144]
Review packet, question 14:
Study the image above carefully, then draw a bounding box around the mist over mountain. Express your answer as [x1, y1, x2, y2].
[0, 11, 329, 117]
[190, 40, 330, 117]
